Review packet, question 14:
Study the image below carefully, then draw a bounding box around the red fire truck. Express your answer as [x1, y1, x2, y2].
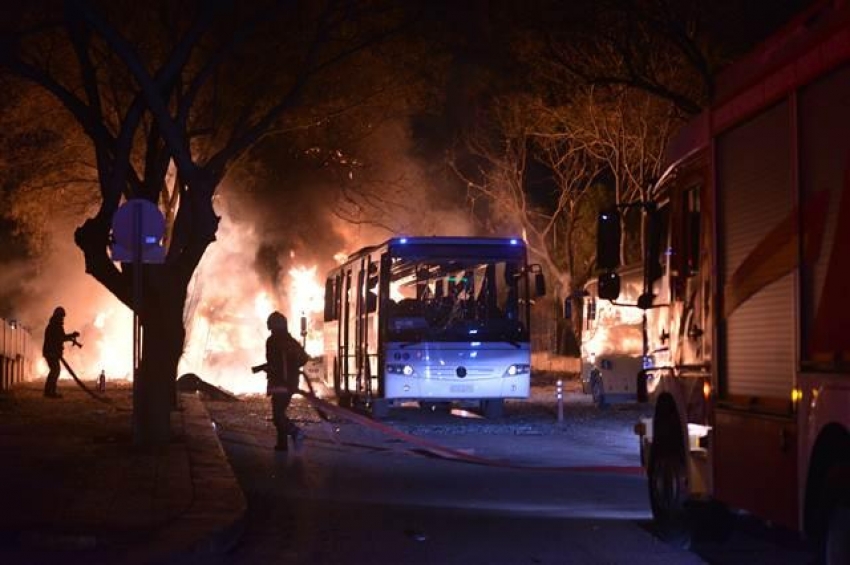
[596, 0, 850, 558]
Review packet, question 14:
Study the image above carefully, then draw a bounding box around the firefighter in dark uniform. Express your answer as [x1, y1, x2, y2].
[265, 311, 310, 451]
[42, 306, 80, 398]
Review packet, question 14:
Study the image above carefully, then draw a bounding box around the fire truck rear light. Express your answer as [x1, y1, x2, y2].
[703, 381, 711, 401]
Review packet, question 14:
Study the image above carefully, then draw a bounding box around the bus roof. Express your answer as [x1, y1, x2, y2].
[339, 236, 527, 266]
[387, 236, 525, 248]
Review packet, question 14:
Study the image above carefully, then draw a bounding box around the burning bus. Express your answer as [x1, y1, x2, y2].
[322, 236, 546, 418]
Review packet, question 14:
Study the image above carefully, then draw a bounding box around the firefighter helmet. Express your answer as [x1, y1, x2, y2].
[53, 306, 66, 318]
[267, 311, 287, 330]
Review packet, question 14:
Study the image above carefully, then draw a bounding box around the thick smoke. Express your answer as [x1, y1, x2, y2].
[4, 215, 133, 383]
[1, 117, 476, 393]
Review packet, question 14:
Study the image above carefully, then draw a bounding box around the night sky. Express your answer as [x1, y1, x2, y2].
[0, 0, 816, 325]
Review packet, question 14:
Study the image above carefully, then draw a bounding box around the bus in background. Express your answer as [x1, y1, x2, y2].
[580, 265, 645, 408]
[322, 236, 545, 418]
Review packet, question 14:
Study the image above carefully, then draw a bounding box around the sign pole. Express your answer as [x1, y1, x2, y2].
[110, 198, 166, 445]
[132, 202, 143, 442]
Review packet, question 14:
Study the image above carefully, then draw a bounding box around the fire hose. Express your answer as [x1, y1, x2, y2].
[252, 380, 642, 475]
[59, 338, 114, 405]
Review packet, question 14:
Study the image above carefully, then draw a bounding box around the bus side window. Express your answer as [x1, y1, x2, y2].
[366, 261, 379, 313]
[324, 277, 337, 321]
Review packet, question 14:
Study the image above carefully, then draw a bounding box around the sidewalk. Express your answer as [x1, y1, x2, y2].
[0, 379, 246, 564]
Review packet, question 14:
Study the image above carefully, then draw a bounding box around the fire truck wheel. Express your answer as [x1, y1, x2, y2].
[826, 504, 850, 565]
[648, 442, 690, 547]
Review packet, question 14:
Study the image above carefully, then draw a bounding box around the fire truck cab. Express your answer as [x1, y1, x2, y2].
[596, 1, 850, 559]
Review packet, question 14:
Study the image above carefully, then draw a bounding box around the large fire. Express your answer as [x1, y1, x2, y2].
[287, 265, 326, 356]
[36, 213, 332, 396]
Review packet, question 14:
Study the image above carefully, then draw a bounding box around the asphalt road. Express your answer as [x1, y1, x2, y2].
[199, 389, 699, 564]
[200, 385, 817, 565]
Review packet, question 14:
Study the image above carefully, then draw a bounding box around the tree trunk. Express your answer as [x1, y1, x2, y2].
[134, 269, 187, 446]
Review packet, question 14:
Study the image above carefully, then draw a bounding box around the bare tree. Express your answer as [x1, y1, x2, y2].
[0, 0, 412, 445]
[448, 94, 597, 353]
[569, 86, 676, 265]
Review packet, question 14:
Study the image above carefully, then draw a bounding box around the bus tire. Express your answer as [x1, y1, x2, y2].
[337, 392, 353, 409]
[370, 398, 389, 420]
[482, 399, 504, 419]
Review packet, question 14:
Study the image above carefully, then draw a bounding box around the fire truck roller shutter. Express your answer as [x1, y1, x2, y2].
[718, 99, 795, 401]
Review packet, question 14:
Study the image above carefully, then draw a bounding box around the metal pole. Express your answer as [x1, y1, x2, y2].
[132, 202, 143, 442]
[557, 379, 564, 423]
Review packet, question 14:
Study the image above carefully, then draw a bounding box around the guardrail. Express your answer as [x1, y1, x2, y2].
[0, 317, 36, 392]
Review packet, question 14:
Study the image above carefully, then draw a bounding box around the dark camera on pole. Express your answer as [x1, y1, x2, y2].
[251, 363, 268, 374]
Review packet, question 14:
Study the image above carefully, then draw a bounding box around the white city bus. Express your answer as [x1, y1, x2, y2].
[322, 236, 545, 418]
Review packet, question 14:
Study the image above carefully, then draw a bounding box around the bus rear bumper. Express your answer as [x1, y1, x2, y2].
[384, 375, 530, 400]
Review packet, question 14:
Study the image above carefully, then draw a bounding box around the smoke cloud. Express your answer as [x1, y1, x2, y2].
[0, 116, 477, 394]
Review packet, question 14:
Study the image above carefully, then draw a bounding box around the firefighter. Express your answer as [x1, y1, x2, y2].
[264, 311, 310, 451]
[42, 306, 80, 398]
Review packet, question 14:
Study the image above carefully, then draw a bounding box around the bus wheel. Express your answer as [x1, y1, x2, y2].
[590, 372, 606, 408]
[337, 392, 353, 409]
[826, 505, 850, 564]
[648, 438, 690, 547]
[370, 398, 389, 420]
[482, 399, 504, 419]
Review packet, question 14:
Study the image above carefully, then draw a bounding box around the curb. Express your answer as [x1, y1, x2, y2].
[176, 393, 247, 556]
[130, 393, 247, 565]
